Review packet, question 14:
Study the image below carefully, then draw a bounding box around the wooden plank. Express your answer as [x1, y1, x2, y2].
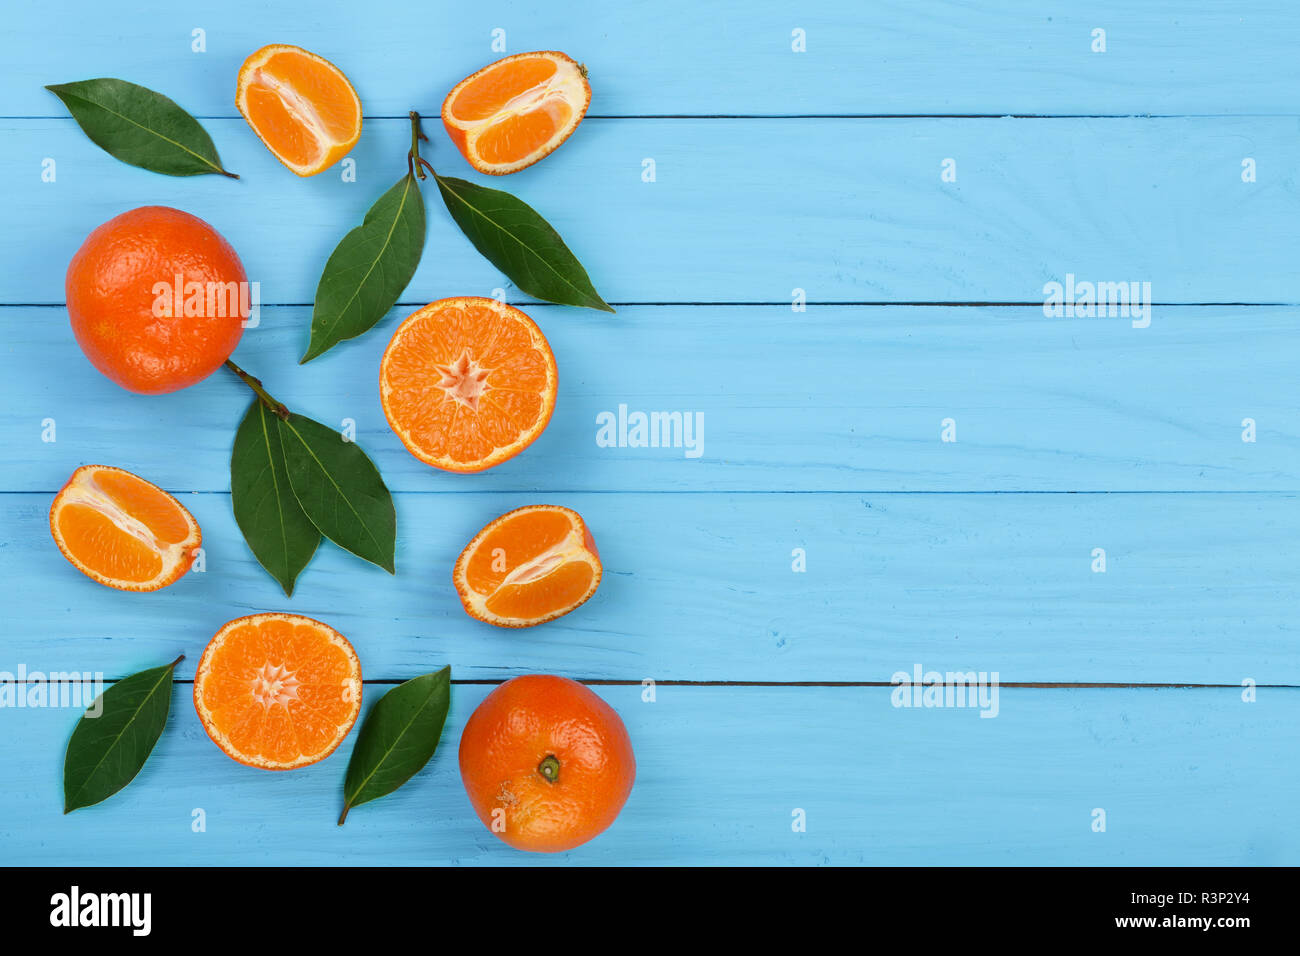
[3, 305, 1296, 493]
[5, 116, 1297, 304]
[6, 2, 1299, 117]
[4, 489, 1296, 684]
[1, 685, 1293, 865]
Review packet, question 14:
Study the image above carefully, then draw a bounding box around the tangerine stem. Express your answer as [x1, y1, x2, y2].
[537, 754, 561, 784]
[224, 359, 289, 420]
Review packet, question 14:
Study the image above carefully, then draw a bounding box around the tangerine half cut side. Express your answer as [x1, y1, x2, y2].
[193, 613, 362, 770]
[49, 464, 201, 592]
[454, 505, 602, 627]
[236, 44, 362, 176]
[441, 51, 591, 174]
[379, 297, 558, 473]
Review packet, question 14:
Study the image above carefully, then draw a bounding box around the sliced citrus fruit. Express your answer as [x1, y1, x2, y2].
[454, 505, 601, 628]
[194, 613, 362, 770]
[236, 43, 362, 177]
[441, 51, 591, 175]
[380, 297, 558, 472]
[49, 465, 201, 592]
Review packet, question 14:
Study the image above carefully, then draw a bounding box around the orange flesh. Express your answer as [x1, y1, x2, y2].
[56, 504, 163, 582]
[243, 86, 322, 167]
[485, 561, 596, 618]
[475, 100, 572, 165]
[382, 300, 553, 468]
[197, 616, 359, 767]
[449, 58, 559, 121]
[466, 509, 575, 592]
[94, 469, 193, 543]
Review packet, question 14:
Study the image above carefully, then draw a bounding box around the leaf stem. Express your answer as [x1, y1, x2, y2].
[167, 654, 185, 671]
[338, 802, 351, 826]
[224, 359, 289, 420]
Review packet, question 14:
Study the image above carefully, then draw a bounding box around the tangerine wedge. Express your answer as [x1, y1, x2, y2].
[236, 44, 362, 177]
[442, 51, 591, 174]
[49, 465, 201, 592]
[379, 297, 558, 472]
[454, 505, 602, 628]
[194, 613, 362, 770]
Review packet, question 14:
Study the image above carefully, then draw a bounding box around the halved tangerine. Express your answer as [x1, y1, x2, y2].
[454, 505, 602, 628]
[194, 613, 362, 770]
[49, 465, 201, 592]
[441, 51, 591, 175]
[379, 297, 558, 472]
[236, 44, 363, 176]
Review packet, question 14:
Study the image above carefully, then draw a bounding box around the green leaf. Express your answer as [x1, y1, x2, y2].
[46, 78, 236, 178]
[339, 667, 451, 824]
[433, 173, 613, 313]
[279, 413, 396, 573]
[231, 399, 321, 596]
[302, 173, 426, 362]
[63, 656, 181, 813]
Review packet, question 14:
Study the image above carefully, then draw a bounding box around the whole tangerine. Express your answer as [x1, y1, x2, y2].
[459, 674, 635, 852]
[65, 206, 248, 394]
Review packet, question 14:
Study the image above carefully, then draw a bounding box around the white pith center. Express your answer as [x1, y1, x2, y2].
[501, 541, 573, 586]
[496, 83, 571, 121]
[435, 350, 492, 411]
[249, 662, 301, 709]
[57, 476, 189, 577]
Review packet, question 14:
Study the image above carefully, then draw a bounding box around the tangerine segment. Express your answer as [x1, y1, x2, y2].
[442, 51, 591, 175]
[379, 297, 558, 473]
[194, 613, 362, 770]
[49, 465, 200, 592]
[236, 44, 362, 176]
[454, 505, 601, 628]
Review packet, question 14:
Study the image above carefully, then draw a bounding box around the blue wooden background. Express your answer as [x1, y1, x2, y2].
[2, 1, 1297, 865]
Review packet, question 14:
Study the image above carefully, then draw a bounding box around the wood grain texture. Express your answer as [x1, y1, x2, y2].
[5, 116, 1297, 304]
[1, 685, 1293, 865]
[3, 305, 1295, 493]
[7, 1, 1300, 116]
[2, 490, 1295, 684]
